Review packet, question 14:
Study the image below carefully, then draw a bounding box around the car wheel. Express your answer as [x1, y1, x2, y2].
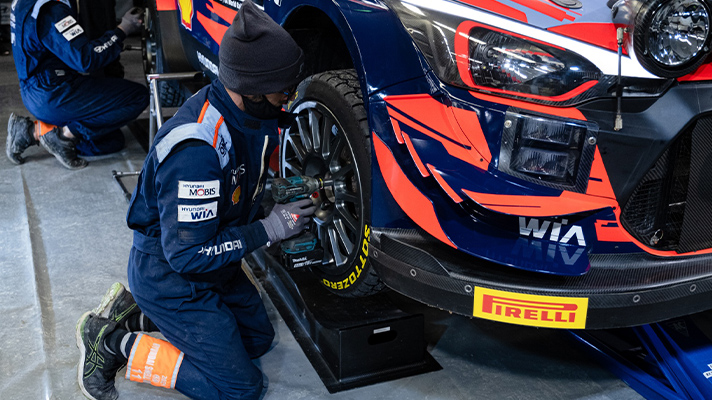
[142, 1, 186, 107]
[282, 69, 385, 297]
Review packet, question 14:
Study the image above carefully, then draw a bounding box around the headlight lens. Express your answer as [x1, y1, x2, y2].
[468, 28, 600, 98]
[387, 0, 602, 104]
[635, 0, 711, 77]
[650, 0, 710, 66]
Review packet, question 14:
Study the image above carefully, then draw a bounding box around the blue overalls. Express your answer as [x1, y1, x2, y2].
[126, 79, 277, 399]
[11, 0, 148, 156]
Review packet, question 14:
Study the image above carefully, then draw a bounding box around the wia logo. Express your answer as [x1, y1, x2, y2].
[191, 209, 213, 220]
[519, 217, 586, 246]
[178, 202, 217, 222]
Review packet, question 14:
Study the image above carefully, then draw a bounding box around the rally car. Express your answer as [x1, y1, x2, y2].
[144, 0, 712, 329]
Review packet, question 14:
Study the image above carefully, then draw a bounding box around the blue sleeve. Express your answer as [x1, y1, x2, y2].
[155, 141, 269, 275]
[36, 3, 125, 73]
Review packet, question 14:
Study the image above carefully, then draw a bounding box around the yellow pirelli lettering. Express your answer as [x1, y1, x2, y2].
[473, 287, 588, 329]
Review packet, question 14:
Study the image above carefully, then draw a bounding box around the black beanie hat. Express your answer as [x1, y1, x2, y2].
[218, 0, 305, 95]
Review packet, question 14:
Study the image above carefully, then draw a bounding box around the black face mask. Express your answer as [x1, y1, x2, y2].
[242, 95, 284, 120]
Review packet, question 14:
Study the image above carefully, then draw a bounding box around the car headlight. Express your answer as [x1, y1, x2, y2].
[386, 0, 602, 104]
[634, 0, 711, 77]
[467, 27, 600, 98]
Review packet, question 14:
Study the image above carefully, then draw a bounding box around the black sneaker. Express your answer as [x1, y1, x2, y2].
[6, 113, 38, 164]
[76, 312, 124, 400]
[93, 282, 140, 330]
[39, 127, 88, 169]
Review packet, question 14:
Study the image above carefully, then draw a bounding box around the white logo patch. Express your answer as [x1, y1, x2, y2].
[178, 180, 220, 199]
[54, 16, 76, 33]
[198, 240, 244, 256]
[178, 202, 217, 222]
[94, 35, 118, 53]
[62, 25, 84, 41]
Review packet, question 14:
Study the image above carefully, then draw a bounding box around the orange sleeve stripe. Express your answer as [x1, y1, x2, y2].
[197, 100, 210, 123]
[213, 116, 224, 148]
[125, 333, 184, 389]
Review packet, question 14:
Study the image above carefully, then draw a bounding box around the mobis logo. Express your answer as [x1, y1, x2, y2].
[178, 180, 219, 199]
[473, 287, 588, 329]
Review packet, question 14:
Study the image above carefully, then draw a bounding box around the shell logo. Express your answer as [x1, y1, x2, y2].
[178, 0, 194, 30]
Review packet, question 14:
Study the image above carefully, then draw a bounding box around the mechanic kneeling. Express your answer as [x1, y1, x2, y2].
[76, 1, 315, 399]
[7, 0, 149, 169]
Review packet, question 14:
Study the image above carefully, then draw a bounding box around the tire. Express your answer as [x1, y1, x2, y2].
[282, 69, 385, 297]
[142, 1, 186, 107]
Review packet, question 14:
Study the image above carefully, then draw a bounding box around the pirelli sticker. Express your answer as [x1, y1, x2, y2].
[473, 287, 588, 329]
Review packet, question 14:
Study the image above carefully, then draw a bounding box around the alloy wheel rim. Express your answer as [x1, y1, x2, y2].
[281, 101, 363, 270]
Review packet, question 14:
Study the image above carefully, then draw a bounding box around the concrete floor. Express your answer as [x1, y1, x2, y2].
[0, 37, 645, 400]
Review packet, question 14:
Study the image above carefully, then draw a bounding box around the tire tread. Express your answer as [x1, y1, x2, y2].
[296, 69, 383, 298]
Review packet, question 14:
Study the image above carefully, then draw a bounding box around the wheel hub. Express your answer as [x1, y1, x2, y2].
[302, 155, 335, 222]
[281, 101, 363, 269]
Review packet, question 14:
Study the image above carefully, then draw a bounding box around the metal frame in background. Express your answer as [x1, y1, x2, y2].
[113, 71, 205, 202]
[570, 314, 712, 400]
[146, 71, 205, 144]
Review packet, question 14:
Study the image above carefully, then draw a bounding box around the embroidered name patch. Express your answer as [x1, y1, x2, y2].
[54, 15, 76, 33]
[62, 24, 84, 41]
[178, 180, 220, 199]
[178, 202, 217, 222]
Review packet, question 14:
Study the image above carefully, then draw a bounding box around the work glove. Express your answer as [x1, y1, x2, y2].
[118, 7, 145, 36]
[260, 199, 317, 245]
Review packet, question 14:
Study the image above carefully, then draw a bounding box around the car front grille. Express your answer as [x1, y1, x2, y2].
[621, 116, 712, 253]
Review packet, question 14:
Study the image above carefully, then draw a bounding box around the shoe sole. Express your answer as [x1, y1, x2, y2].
[75, 311, 100, 400]
[93, 282, 124, 319]
[39, 133, 89, 170]
[6, 113, 24, 165]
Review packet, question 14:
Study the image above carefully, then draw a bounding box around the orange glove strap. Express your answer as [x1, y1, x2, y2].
[125, 333, 184, 389]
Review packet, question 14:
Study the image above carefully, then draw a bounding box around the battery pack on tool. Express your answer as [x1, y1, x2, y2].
[280, 232, 324, 270]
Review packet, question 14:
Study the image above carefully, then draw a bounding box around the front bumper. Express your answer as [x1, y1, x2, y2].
[371, 228, 712, 329]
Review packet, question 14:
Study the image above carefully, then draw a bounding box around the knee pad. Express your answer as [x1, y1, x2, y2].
[125, 333, 184, 389]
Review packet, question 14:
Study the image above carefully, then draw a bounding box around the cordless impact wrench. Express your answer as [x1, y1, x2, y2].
[271, 176, 332, 269]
